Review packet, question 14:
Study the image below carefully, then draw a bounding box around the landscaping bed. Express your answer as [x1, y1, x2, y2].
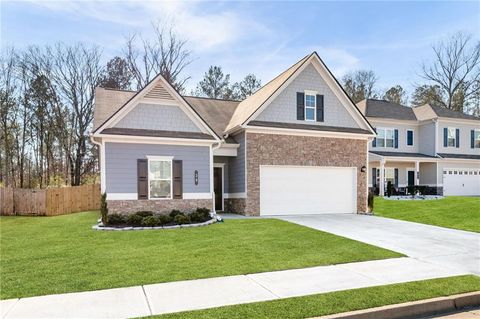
[94, 208, 216, 231]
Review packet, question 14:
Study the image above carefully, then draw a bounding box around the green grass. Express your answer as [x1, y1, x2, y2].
[153, 275, 480, 319]
[374, 196, 480, 233]
[0, 211, 401, 300]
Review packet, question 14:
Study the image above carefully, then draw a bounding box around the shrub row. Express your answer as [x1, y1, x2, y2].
[106, 207, 211, 227]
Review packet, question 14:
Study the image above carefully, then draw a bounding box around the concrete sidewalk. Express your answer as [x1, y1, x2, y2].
[0, 257, 469, 319]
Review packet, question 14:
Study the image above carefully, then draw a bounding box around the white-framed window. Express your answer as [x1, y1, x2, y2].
[304, 92, 316, 121]
[474, 129, 480, 148]
[376, 128, 395, 148]
[147, 156, 173, 199]
[385, 168, 395, 186]
[447, 127, 456, 147]
[406, 129, 414, 147]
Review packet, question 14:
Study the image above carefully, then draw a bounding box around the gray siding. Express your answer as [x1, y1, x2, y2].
[418, 122, 436, 156]
[419, 162, 437, 185]
[105, 142, 210, 194]
[437, 121, 480, 155]
[213, 156, 230, 193]
[227, 132, 246, 193]
[368, 119, 420, 153]
[256, 64, 360, 128]
[115, 103, 202, 132]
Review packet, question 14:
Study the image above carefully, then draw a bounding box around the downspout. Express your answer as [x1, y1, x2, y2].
[211, 138, 223, 216]
[89, 134, 103, 193]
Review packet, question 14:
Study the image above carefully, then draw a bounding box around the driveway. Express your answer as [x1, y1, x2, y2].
[277, 214, 480, 275]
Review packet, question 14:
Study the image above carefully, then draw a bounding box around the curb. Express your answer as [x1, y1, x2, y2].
[311, 291, 480, 319]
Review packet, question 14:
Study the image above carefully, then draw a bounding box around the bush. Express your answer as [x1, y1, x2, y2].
[135, 211, 153, 218]
[158, 214, 173, 226]
[367, 191, 374, 213]
[386, 181, 393, 197]
[169, 210, 183, 219]
[196, 207, 211, 218]
[100, 193, 108, 224]
[107, 214, 125, 225]
[126, 214, 143, 227]
[407, 185, 415, 196]
[174, 214, 191, 225]
[190, 208, 211, 223]
[142, 215, 161, 227]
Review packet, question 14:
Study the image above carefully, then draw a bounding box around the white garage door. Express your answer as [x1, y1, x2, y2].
[259, 166, 357, 216]
[443, 169, 480, 196]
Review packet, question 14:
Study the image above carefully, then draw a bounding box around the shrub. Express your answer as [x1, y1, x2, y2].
[126, 214, 143, 227]
[367, 191, 374, 213]
[190, 208, 211, 223]
[100, 193, 108, 224]
[196, 207, 211, 218]
[135, 211, 153, 218]
[107, 214, 125, 225]
[386, 181, 393, 197]
[169, 210, 183, 219]
[142, 215, 161, 227]
[407, 185, 415, 196]
[174, 214, 191, 225]
[158, 214, 173, 226]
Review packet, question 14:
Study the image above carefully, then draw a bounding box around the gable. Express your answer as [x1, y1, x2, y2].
[255, 63, 360, 129]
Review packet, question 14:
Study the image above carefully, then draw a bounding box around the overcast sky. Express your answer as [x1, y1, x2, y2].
[2, 1, 479, 95]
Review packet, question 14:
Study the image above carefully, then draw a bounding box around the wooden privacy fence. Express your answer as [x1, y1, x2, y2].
[0, 184, 100, 216]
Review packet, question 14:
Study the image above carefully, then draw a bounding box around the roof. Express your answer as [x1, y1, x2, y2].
[437, 153, 480, 160]
[101, 127, 215, 140]
[360, 99, 417, 121]
[429, 104, 480, 121]
[93, 88, 135, 130]
[225, 53, 311, 132]
[369, 151, 438, 159]
[249, 121, 372, 135]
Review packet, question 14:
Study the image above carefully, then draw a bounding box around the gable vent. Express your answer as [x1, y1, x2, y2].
[144, 82, 174, 100]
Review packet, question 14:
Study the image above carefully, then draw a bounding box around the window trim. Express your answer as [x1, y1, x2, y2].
[146, 155, 173, 200]
[304, 90, 317, 122]
[376, 127, 395, 148]
[446, 127, 456, 148]
[474, 129, 480, 149]
[406, 129, 414, 147]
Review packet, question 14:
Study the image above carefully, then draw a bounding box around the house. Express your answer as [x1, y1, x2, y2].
[357, 99, 480, 196]
[90, 52, 376, 216]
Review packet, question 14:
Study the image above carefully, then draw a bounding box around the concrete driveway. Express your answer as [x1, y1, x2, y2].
[277, 214, 480, 275]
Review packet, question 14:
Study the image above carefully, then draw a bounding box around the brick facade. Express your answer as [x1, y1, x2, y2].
[107, 199, 212, 215]
[224, 198, 246, 213]
[244, 132, 368, 216]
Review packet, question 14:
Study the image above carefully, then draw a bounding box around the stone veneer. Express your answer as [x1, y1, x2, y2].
[244, 132, 368, 216]
[224, 198, 246, 214]
[107, 199, 212, 214]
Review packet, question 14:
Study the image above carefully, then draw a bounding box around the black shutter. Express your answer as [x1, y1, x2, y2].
[316, 94, 324, 122]
[372, 168, 377, 187]
[137, 159, 148, 199]
[296, 92, 305, 120]
[394, 129, 399, 148]
[455, 128, 460, 148]
[472, 130, 475, 149]
[172, 160, 183, 199]
[394, 168, 399, 188]
[443, 128, 448, 147]
[372, 128, 377, 147]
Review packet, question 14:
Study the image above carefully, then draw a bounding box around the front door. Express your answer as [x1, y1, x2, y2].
[213, 167, 223, 211]
[407, 170, 415, 187]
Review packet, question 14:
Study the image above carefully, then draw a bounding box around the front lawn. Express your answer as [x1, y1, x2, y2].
[0, 211, 401, 299]
[155, 275, 480, 319]
[374, 196, 480, 233]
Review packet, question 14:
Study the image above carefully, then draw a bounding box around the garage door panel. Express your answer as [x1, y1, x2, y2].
[443, 169, 480, 196]
[260, 166, 356, 216]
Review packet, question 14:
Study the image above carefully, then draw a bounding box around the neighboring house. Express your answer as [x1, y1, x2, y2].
[91, 52, 376, 216]
[357, 99, 480, 196]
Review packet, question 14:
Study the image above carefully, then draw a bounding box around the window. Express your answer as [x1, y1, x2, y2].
[305, 94, 316, 121]
[447, 128, 456, 147]
[385, 168, 395, 185]
[148, 157, 172, 199]
[376, 128, 395, 148]
[406, 130, 414, 146]
[475, 130, 480, 148]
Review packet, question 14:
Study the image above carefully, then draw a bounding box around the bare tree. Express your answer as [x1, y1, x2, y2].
[124, 22, 192, 92]
[342, 70, 378, 103]
[421, 32, 480, 112]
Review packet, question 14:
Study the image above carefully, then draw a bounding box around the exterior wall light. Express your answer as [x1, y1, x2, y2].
[361, 166, 367, 173]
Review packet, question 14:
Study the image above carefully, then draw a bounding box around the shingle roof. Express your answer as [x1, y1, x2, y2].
[437, 153, 480, 160]
[369, 151, 438, 159]
[249, 121, 372, 135]
[361, 99, 417, 121]
[224, 53, 311, 132]
[429, 104, 480, 121]
[101, 128, 215, 140]
[93, 88, 135, 130]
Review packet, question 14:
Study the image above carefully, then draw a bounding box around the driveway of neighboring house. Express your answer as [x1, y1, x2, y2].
[277, 214, 480, 275]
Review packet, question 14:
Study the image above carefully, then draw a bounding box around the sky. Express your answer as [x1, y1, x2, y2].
[2, 0, 479, 96]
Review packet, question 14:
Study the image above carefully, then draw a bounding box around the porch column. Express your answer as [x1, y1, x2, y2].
[379, 160, 385, 196]
[415, 161, 420, 186]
